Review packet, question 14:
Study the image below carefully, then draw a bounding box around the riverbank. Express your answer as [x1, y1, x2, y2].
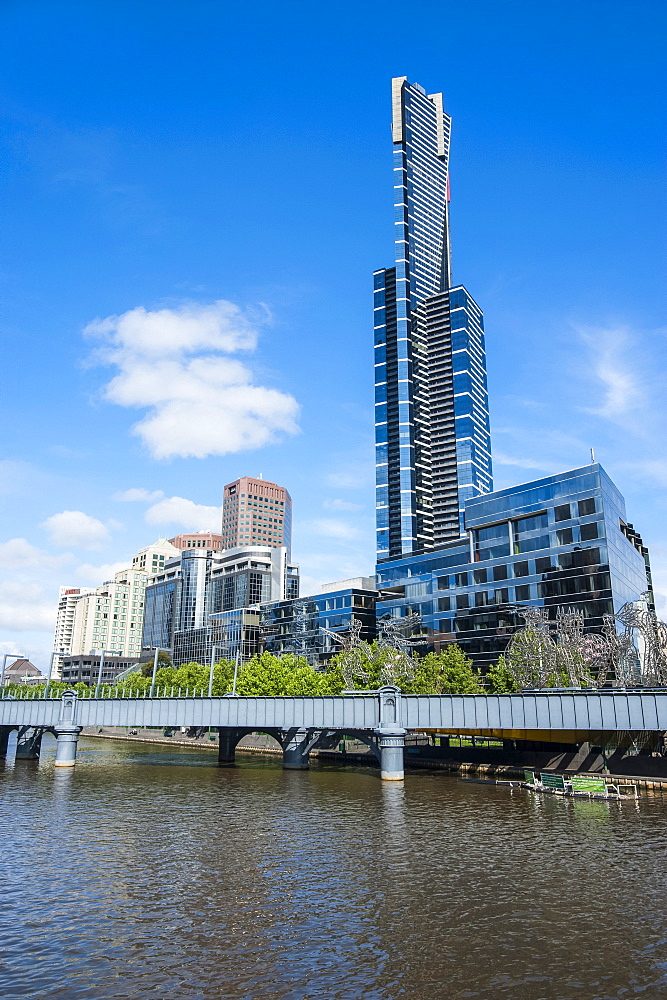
[81, 728, 667, 791]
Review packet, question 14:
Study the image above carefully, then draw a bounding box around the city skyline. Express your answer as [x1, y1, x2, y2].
[0, 1, 664, 669]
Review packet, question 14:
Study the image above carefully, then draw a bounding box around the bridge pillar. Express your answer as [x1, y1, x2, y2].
[217, 728, 247, 766]
[282, 730, 311, 770]
[15, 726, 45, 760]
[0, 726, 13, 758]
[375, 728, 406, 781]
[54, 725, 82, 767]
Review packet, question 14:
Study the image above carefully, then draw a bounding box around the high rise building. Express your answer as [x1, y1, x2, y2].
[221, 477, 292, 559]
[143, 543, 300, 663]
[131, 538, 181, 574]
[375, 77, 492, 562]
[68, 568, 148, 659]
[168, 532, 223, 551]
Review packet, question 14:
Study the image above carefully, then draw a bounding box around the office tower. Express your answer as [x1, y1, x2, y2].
[375, 77, 492, 562]
[376, 464, 652, 671]
[143, 543, 300, 664]
[221, 477, 292, 559]
[168, 532, 223, 551]
[131, 537, 180, 574]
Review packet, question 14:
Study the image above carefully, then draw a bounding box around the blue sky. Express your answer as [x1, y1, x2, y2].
[1, 0, 665, 668]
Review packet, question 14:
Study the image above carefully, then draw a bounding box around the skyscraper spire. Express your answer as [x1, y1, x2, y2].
[375, 77, 493, 562]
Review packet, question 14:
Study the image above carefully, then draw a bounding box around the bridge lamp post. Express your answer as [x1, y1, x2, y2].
[94, 649, 122, 697]
[1, 653, 25, 689]
[45, 651, 60, 696]
[148, 647, 171, 697]
[208, 645, 226, 698]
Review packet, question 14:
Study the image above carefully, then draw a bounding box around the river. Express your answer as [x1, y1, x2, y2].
[1, 735, 666, 1000]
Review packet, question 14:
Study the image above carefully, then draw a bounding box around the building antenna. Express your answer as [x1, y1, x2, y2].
[590, 447, 595, 463]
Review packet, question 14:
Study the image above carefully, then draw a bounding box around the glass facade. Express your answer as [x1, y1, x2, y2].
[376, 77, 492, 563]
[173, 610, 262, 668]
[261, 588, 378, 666]
[142, 546, 299, 663]
[376, 464, 651, 671]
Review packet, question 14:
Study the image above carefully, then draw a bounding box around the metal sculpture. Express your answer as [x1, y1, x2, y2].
[504, 595, 667, 689]
[320, 616, 372, 687]
[320, 612, 423, 689]
[375, 613, 423, 686]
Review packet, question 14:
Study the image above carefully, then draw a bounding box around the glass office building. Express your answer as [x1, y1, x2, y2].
[173, 609, 262, 668]
[142, 545, 299, 665]
[376, 464, 652, 671]
[261, 585, 378, 666]
[375, 77, 492, 562]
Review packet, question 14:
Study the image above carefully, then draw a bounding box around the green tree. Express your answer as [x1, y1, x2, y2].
[403, 646, 483, 695]
[484, 655, 518, 693]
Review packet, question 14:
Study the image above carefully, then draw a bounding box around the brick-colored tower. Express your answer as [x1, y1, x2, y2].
[221, 477, 292, 559]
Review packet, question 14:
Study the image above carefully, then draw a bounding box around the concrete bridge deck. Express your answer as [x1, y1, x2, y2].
[2, 687, 666, 779]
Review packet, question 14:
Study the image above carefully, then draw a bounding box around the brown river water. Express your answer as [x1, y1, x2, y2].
[1, 735, 666, 1000]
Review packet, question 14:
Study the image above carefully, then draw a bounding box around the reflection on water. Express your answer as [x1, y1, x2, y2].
[1, 735, 667, 999]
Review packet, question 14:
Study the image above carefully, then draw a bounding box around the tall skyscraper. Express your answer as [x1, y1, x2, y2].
[375, 77, 493, 562]
[221, 476, 292, 559]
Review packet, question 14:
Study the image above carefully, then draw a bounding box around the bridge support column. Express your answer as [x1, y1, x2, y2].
[54, 725, 82, 767]
[0, 726, 13, 758]
[217, 728, 247, 766]
[15, 726, 45, 760]
[375, 727, 406, 781]
[282, 730, 311, 770]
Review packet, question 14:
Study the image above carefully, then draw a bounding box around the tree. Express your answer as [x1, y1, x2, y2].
[403, 646, 483, 695]
[485, 655, 518, 694]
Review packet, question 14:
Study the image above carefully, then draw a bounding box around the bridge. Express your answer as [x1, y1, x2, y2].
[2, 687, 666, 779]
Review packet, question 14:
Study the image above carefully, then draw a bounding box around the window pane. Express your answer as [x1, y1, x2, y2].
[514, 561, 529, 578]
[474, 569, 487, 584]
[578, 498, 596, 516]
[494, 588, 509, 604]
[438, 596, 450, 612]
[437, 576, 449, 590]
[515, 585, 531, 601]
[493, 564, 508, 581]
[580, 521, 598, 541]
[535, 557, 553, 574]
[556, 528, 573, 546]
[554, 503, 571, 522]
[456, 594, 469, 610]
[455, 572, 469, 588]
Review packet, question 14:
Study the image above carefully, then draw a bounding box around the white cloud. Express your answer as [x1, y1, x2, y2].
[324, 498, 363, 511]
[113, 487, 165, 502]
[307, 518, 360, 541]
[578, 325, 643, 421]
[0, 538, 72, 570]
[85, 299, 300, 460]
[492, 452, 563, 473]
[0, 581, 56, 632]
[145, 496, 221, 532]
[74, 561, 132, 586]
[40, 510, 111, 550]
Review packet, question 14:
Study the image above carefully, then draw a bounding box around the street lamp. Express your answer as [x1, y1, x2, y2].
[148, 647, 171, 696]
[93, 649, 122, 697]
[1, 653, 25, 688]
[45, 651, 60, 696]
[208, 644, 226, 697]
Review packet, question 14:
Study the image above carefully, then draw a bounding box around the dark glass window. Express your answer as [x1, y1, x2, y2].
[578, 498, 596, 516]
[554, 503, 571, 522]
[556, 528, 573, 546]
[438, 597, 450, 612]
[514, 513, 549, 534]
[474, 591, 489, 607]
[514, 561, 529, 578]
[456, 594, 469, 610]
[515, 585, 531, 602]
[473, 569, 487, 584]
[535, 557, 553, 574]
[454, 573, 469, 588]
[493, 564, 508, 581]
[494, 588, 509, 604]
[437, 576, 449, 590]
[580, 521, 599, 541]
